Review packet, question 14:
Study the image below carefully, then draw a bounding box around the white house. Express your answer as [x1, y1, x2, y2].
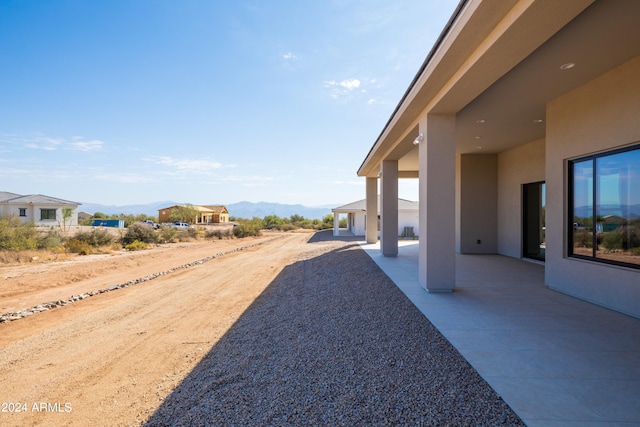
[357, 0, 640, 317]
[332, 197, 418, 238]
[0, 191, 80, 227]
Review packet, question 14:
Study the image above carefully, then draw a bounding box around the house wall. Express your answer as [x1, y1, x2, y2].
[497, 139, 546, 258]
[351, 211, 418, 237]
[1, 204, 78, 226]
[458, 154, 498, 254]
[546, 55, 640, 317]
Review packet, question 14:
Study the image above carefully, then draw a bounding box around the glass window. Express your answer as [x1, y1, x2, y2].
[570, 145, 640, 268]
[19, 208, 26, 217]
[40, 209, 57, 220]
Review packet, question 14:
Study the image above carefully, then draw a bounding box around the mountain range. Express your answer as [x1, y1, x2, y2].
[79, 200, 335, 220]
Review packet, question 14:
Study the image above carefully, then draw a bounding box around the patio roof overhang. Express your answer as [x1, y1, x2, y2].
[357, 0, 640, 178]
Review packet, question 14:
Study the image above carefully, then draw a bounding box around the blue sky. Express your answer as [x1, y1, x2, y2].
[0, 0, 458, 207]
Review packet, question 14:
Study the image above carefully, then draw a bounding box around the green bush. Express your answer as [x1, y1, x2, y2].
[125, 240, 147, 251]
[74, 228, 114, 247]
[121, 223, 158, 246]
[158, 226, 179, 243]
[233, 218, 263, 238]
[601, 226, 640, 252]
[37, 229, 64, 250]
[0, 215, 38, 251]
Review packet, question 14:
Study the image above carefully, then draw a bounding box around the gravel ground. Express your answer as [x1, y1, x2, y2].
[145, 235, 524, 426]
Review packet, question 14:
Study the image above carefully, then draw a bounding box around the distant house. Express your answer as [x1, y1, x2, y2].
[77, 211, 93, 223]
[158, 205, 230, 224]
[0, 191, 80, 227]
[332, 197, 418, 237]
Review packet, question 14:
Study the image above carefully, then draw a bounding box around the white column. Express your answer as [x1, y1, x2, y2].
[365, 177, 378, 244]
[333, 211, 339, 236]
[419, 114, 456, 292]
[380, 160, 398, 257]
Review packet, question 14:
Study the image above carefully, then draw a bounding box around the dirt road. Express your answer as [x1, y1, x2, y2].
[0, 232, 330, 426]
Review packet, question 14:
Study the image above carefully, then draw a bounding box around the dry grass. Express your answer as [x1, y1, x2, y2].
[0, 249, 74, 265]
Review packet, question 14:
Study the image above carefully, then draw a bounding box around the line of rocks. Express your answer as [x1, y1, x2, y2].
[0, 236, 283, 324]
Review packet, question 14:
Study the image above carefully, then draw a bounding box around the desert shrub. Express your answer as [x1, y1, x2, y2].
[602, 226, 640, 252]
[0, 215, 38, 251]
[37, 228, 64, 250]
[205, 229, 233, 239]
[280, 223, 297, 232]
[65, 238, 93, 255]
[176, 230, 194, 242]
[73, 228, 114, 247]
[233, 218, 263, 238]
[125, 240, 147, 251]
[121, 223, 158, 246]
[158, 226, 178, 243]
[185, 227, 199, 239]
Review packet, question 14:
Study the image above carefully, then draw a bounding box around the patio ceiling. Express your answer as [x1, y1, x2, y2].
[359, 0, 640, 177]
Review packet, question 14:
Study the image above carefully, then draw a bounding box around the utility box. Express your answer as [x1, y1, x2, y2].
[92, 219, 125, 228]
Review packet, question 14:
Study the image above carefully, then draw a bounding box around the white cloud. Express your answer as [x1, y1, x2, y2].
[282, 52, 298, 60]
[70, 139, 104, 151]
[0, 133, 104, 152]
[323, 78, 377, 100]
[145, 156, 224, 174]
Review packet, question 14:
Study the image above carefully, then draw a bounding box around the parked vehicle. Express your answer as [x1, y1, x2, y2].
[141, 219, 160, 229]
[171, 222, 189, 230]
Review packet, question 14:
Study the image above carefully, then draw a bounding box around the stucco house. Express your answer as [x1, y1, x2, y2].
[158, 205, 229, 224]
[0, 191, 80, 227]
[332, 197, 418, 238]
[358, 0, 640, 317]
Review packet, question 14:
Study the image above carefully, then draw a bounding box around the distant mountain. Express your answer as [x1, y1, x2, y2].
[228, 201, 332, 220]
[79, 200, 178, 217]
[79, 200, 334, 220]
[573, 204, 640, 219]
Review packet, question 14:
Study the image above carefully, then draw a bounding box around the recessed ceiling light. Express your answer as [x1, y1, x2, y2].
[560, 62, 575, 70]
[533, 119, 543, 123]
[475, 136, 482, 139]
[476, 119, 485, 123]
[477, 146, 483, 150]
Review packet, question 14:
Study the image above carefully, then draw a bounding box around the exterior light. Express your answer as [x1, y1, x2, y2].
[413, 133, 424, 145]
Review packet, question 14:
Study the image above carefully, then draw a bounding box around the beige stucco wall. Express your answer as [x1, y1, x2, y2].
[546, 55, 640, 317]
[496, 139, 546, 258]
[458, 154, 498, 254]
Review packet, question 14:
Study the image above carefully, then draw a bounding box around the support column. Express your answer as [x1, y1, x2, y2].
[365, 177, 378, 244]
[333, 211, 339, 236]
[380, 160, 398, 257]
[419, 114, 456, 292]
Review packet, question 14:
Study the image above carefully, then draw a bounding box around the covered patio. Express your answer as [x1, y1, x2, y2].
[361, 240, 640, 426]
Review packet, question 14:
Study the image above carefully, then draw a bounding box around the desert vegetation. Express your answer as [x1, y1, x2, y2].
[0, 212, 344, 263]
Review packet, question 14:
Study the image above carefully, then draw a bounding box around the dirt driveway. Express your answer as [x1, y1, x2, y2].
[0, 231, 335, 426]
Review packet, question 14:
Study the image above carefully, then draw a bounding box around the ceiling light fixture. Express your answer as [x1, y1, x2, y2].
[413, 133, 424, 145]
[533, 119, 543, 123]
[560, 62, 575, 70]
[476, 119, 485, 123]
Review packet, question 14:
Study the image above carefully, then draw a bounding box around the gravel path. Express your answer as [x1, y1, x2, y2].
[145, 236, 524, 426]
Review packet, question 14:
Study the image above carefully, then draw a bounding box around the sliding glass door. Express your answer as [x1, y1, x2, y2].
[523, 182, 546, 261]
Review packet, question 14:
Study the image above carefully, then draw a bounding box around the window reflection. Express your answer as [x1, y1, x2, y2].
[570, 146, 640, 267]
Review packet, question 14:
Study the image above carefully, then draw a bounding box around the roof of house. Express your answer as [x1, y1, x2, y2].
[159, 204, 228, 214]
[202, 205, 229, 214]
[0, 192, 79, 205]
[0, 191, 22, 202]
[333, 197, 417, 213]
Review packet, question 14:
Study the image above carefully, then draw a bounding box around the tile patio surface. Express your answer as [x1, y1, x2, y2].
[360, 240, 640, 427]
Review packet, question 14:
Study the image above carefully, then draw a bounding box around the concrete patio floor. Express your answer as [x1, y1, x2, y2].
[360, 240, 640, 427]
